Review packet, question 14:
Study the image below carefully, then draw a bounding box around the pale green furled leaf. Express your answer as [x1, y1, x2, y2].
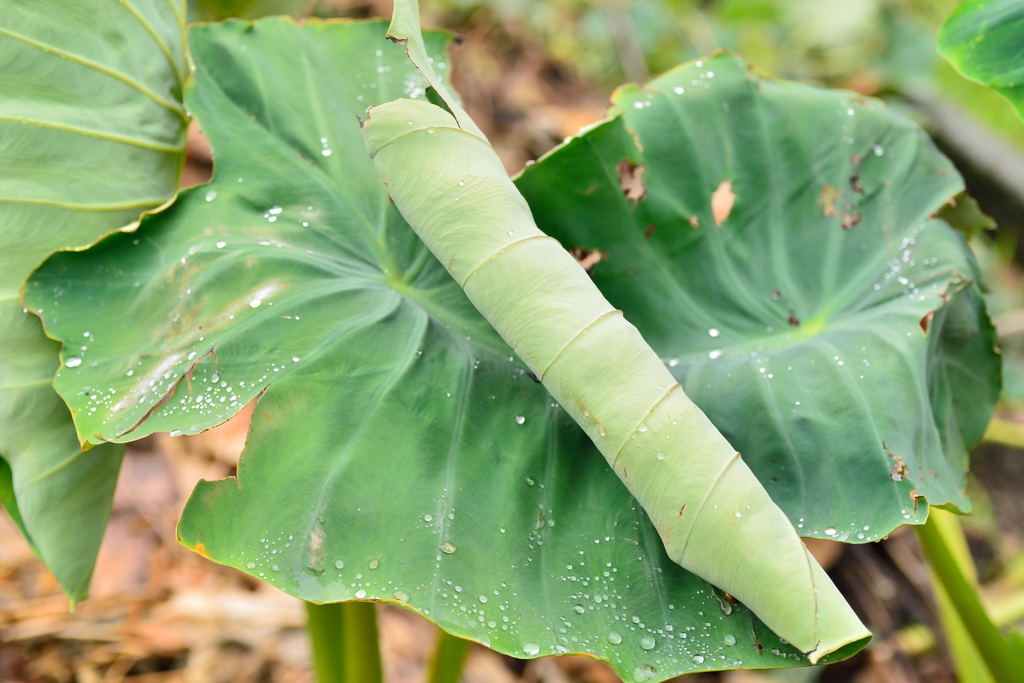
[364, 3, 867, 661]
[1, 0, 187, 602]
[939, 0, 1024, 120]
[28, 19, 826, 680]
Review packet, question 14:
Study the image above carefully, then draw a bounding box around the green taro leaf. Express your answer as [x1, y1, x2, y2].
[516, 53, 1000, 542]
[1, 0, 187, 601]
[27, 19, 821, 680]
[939, 0, 1024, 120]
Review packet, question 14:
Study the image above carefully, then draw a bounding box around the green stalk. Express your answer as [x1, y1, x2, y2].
[897, 588, 1024, 656]
[427, 629, 472, 683]
[915, 512, 1024, 680]
[361, 0, 869, 663]
[924, 508, 993, 682]
[304, 601, 383, 683]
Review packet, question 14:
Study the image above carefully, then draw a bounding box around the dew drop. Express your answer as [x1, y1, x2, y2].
[64, 356, 82, 368]
[522, 643, 540, 656]
[204, 190, 217, 202]
[334, 560, 344, 570]
[723, 634, 736, 646]
[355, 589, 367, 599]
[708, 349, 723, 360]
[215, 240, 227, 249]
[824, 527, 837, 537]
[440, 541, 456, 554]
[692, 655, 705, 664]
[368, 558, 380, 570]
[515, 415, 526, 425]
[572, 605, 585, 614]
[640, 635, 656, 651]
[708, 328, 720, 338]
[607, 631, 623, 645]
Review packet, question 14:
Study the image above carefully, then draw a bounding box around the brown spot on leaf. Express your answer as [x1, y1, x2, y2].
[644, 223, 657, 238]
[788, 313, 801, 327]
[689, 215, 700, 228]
[711, 180, 735, 226]
[191, 542, 209, 558]
[919, 311, 933, 334]
[678, 504, 686, 517]
[841, 211, 862, 230]
[616, 160, 647, 202]
[887, 445, 907, 482]
[570, 246, 606, 273]
[850, 174, 865, 194]
[819, 185, 840, 217]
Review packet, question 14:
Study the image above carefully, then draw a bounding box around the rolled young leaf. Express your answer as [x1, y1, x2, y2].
[362, 1, 870, 662]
